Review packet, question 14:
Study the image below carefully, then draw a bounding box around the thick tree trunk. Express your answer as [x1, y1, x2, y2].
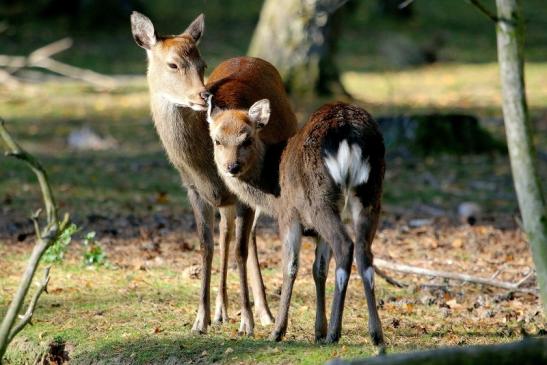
[496, 0, 547, 314]
[248, 0, 349, 96]
[328, 337, 547, 365]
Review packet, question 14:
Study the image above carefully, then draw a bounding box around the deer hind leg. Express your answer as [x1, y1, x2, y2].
[188, 188, 215, 334]
[312, 236, 332, 342]
[214, 206, 235, 324]
[313, 209, 354, 344]
[247, 210, 275, 326]
[234, 203, 255, 336]
[270, 217, 302, 341]
[350, 194, 385, 347]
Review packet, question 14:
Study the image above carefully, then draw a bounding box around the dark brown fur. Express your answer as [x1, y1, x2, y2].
[209, 102, 386, 345]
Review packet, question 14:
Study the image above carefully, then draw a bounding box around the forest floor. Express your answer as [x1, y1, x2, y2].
[2, 1, 547, 364]
[0, 72, 545, 364]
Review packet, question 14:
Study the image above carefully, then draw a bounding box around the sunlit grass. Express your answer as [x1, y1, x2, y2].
[343, 62, 547, 115]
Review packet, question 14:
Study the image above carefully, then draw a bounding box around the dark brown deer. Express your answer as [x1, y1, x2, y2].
[130, 11, 297, 335]
[207, 100, 385, 345]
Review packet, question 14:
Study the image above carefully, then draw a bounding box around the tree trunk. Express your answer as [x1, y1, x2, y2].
[248, 0, 350, 96]
[495, 0, 547, 314]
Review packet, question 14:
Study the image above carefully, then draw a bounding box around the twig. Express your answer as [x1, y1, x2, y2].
[0, 118, 57, 224]
[374, 258, 536, 292]
[7, 268, 50, 343]
[374, 266, 407, 288]
[466, 0, 499, 23]
[399, 0, 415, 9]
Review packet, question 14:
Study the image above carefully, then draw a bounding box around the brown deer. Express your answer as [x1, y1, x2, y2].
[207, 100, 385, 345]
[130, 12, 297, 335]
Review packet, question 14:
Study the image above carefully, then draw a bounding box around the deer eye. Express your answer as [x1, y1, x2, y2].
[167, 63, 178, 70]
[241, 138, 253, 147]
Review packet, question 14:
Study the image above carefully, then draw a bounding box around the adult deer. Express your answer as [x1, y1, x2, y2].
[130, 12, 297, 335]
[207, 100, 385, 345]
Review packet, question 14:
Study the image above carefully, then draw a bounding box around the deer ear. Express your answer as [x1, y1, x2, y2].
[184, 14, 205, 44]
[131, 11, 157, 50]
[248, 99, 270, 129]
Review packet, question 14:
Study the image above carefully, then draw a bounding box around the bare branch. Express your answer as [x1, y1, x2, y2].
[0, 38, 117, 90]
[7, 268, 50, 343]
[374, 266, 407, 288]
[0, 119, 58, 225]
[399, 0, 415, 9]
[375, 258, 537, 292]
[467, 0, 499, 23]
[0, 119, 70, 359]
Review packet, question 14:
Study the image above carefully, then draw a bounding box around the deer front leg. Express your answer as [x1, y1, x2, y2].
[188, 188, 215, 334]
[270, 218, 302, 341]
[214, 206, 235, 324]
[247, 210, 275, 326]
[234, 203, 255, 336]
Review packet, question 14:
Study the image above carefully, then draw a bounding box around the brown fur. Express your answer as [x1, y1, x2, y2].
[132, 11, 297, 334]
[209, 102, 386, 345]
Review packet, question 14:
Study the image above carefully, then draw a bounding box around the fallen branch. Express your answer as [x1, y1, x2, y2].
[374, 266, 407, 288]
[328, 336, 547, 365]
[0, 119, 72, 360]
[0, 38, 117, 89]
[374, 258, 536, 292]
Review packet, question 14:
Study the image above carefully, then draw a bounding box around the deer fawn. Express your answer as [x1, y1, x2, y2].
[130, 12, 297, 335]
[207, 100, 385, 345]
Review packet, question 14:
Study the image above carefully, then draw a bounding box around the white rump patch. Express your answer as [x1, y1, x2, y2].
[324, 140, 370, 189]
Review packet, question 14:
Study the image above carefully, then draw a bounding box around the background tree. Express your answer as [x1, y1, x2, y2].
[494, 0, 547, 313]
[248, 0, 351, 96]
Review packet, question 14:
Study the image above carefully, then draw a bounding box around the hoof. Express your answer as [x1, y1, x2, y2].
[325, 332, 340, 344]
[238, 310, 255, 337]
[213, 308, 229, 325]
[370, 328, 385, 347]
[191, 312, 210, 334]
[269, 330, 284, 342]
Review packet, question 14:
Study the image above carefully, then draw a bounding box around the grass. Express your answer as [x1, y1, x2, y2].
[1, 227, 541, 364]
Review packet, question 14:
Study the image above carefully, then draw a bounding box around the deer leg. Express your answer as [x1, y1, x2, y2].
[234, 203, 255, 336]
[350, 195, 385, 347]
[270, 217, 302, 341]
[247, 210, 275, 326]
[314, 209, 353, 344]
[188, 188, 215, 334]
[312, 236, 332, 342]
[214, 206, 235, 324]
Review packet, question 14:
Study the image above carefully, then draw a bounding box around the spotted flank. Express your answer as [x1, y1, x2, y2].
[324, 139, 370, 189]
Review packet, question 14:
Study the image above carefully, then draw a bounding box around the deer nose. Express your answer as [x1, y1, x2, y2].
[227, 162, 241, 175]
[200, 90, 212, 101]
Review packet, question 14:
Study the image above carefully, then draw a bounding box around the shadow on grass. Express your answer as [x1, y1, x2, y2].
[73, 335, 324, 365]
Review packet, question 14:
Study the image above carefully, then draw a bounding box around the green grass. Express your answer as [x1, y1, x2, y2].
[1, 238, 537, 365]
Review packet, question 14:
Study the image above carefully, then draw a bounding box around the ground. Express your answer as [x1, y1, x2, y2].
[1, 1, 547, 364]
